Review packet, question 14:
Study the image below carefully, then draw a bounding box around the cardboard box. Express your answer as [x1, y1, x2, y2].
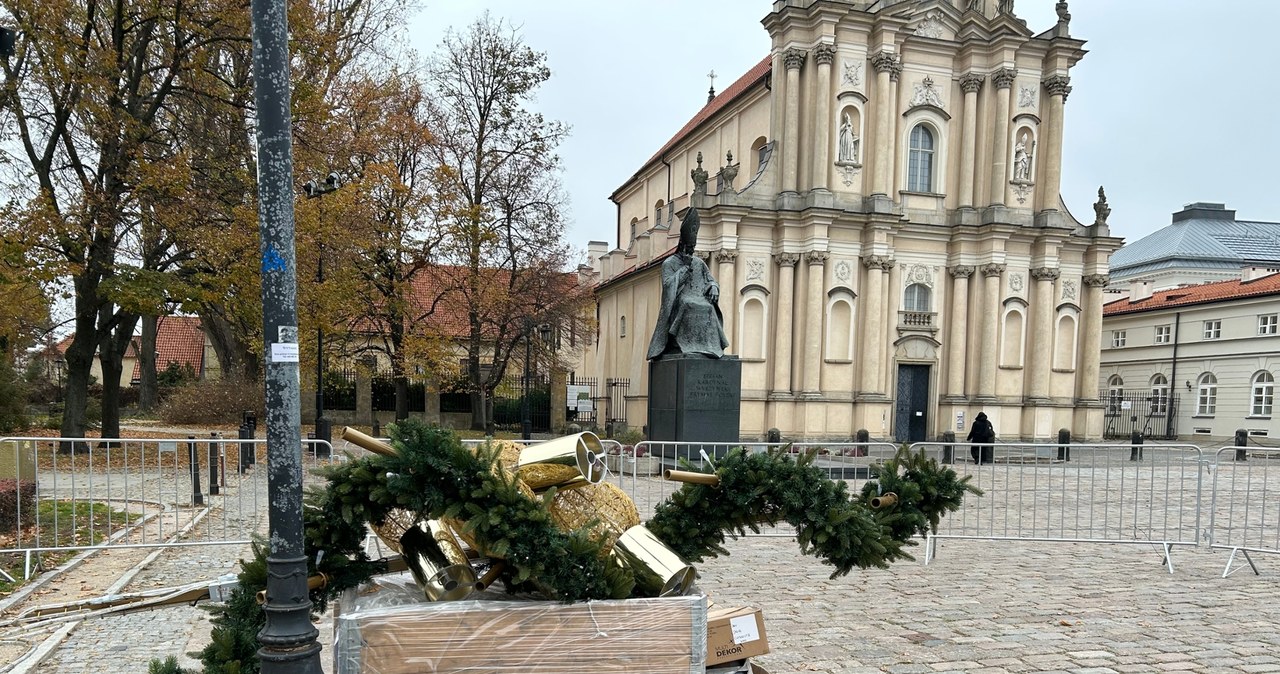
[335, 573, 708, 674]
[706, 606, 770, 666]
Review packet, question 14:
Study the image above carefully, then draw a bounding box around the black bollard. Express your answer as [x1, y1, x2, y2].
[940, 430, 956, 464]
[372, 418, 381, 438]
[314, 418, 331, 458]
[239, 424, 251, 474]
[208, 432, 220, 496]
[1235, 428, 1248, 462]
[1057, 428, 1071, 462]
[855, 428, 870, 444]
[1129, 430, 1143, 461]
[188, 435, 204, 505]
[767, 428, 781, 444]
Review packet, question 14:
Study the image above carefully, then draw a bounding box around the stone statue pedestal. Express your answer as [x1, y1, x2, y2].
[647, 355, 741, 450]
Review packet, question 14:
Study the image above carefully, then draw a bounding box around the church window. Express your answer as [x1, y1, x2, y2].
[903, 283, 931, 312]
[1107, 375, 1124, 414]
[629, 218, 638, 246]
[1150, 374, 1169, 414]
[1253, 371, 1274, 417]
[619, 316, 626, 338]
[1197, 373, 1217, 416]
[907, 124, 935, 192]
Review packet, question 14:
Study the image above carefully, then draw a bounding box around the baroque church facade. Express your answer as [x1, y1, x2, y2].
[583, 0, 1122, 442]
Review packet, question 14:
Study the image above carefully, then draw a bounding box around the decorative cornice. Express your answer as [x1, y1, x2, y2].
[992, 67, 1018, 89]
[981, 263, 1007, 277]
[1031, 267, 1061, 281]
[782, 48, 807, 71]
[1082, 273, 1110, 288]
[715, 249, 738, 263]
[1044, 75, 1072, 98]
[806, 251, 829, 265]
[959, 73, 985, 94]
[949, 265, 976, 279]
[862, 254, 895, 271]
[776, 252, 801, 267]
[813, 44, 836, 66]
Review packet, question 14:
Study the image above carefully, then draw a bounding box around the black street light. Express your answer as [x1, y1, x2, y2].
[0, 28, 15, 58]
[305, 172, 340, 447]
[53, 355, 65, 404]
[521, 318, 533, 440]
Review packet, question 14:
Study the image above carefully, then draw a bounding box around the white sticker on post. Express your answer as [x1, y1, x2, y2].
[729, 615, 760, 644]
[271, 342, 300, 363]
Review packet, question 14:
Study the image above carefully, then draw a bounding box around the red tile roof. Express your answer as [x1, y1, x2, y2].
[612, 55, 773, 199]
[131, 315, 205, 380]
[1103, 273, 1280, 316]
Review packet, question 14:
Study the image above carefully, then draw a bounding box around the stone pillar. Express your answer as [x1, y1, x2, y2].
[802, 251, 828, 394]
[782, 48, 807, 194]
[958, 74, 984, 207]
[811, 44, 835, 191]
[1040, 75, 1072, 212]
[978, 263, 1005, 400]
[1078, 274, 1108, 401]
[550, 369, 568, 431]
[946, 265, 975, 398]
[870, 51, 901, 196]
[716, 249, 738, 353]
[1028, 267, 1060, 400]
[772, 253, 800, 395]
[859, 255, 894, 397]
[988, 68, 1017, 206]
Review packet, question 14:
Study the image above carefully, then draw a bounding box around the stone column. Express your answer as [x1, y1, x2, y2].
[958, 74, 984, 207]
[782, 48, 807, 194]
[977, 263, 1005, 400]
[859, 255, 894, 397]
[1040, 75, 1072, 212]
[716, 249, 738, 353]
[988, 68, 1017, 206]
[946, 265, 975, 398]
[870, 51, 901, 196]
[772, 253, 800, 395]
[802, 251, 829, 394]
[812, 44, 835, 191]
[1077, 274, 1108, 401]
[1028, 267, 1060, 401]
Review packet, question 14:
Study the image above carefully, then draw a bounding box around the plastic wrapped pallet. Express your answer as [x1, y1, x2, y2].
[334, 574, 707, 674]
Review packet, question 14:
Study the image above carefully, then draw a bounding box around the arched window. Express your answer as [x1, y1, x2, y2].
[1107, 375, 1124, 414]
[1197, 373, 1218, 416]
[903, 283, 931, 312]
[1252, 371, 1275, 416]
[751, 136, 770, 174]
[654, 200, 665, 229]
[1150, 374, 1169, 415]
[907, 124, 935, 192]
[1053, 314, 1077, 371]
[1000, 307, 1025, 368]
[628, 217, 638, 246]
[619, 316, 626, 339]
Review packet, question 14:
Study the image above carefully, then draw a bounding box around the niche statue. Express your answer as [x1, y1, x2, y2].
[646, 208, 729, 360]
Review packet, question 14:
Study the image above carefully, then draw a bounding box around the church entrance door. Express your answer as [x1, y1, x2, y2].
[894, 364, 930, 442]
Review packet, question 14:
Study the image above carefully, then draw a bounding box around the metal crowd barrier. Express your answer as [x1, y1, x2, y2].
[0, 436, 334, 579]
[909, 442, 1205, 572]
[1207, 446, 1280, 577]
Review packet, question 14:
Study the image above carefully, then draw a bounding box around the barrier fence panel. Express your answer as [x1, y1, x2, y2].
[0, 436, 334, 578]
[911, 442, 1205, 570]
[1207, 446, 1280, 577]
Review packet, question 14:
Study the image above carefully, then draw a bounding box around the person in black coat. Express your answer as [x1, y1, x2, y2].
[967, 411, 995, 464]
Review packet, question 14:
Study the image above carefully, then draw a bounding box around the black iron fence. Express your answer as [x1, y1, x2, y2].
[605, 377, 630, 432]
[565, 374, 599, 429]
[1101, 391, 1180, 440]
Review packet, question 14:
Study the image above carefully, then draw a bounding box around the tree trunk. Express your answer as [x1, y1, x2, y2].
[98, 314, 139, 441]
[60, 309, 99, 444]
[139, 314, 158, 411]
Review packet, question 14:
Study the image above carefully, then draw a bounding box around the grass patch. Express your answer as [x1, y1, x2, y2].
[0, 499, 143, 595]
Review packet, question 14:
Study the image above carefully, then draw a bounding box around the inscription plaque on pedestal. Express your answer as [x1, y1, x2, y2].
[648, 355, 742, 449]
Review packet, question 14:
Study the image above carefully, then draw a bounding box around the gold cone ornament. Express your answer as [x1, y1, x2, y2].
[611, 525, 697, 597]
[515, 432, 608, 490]
[399, 520, 479, 601]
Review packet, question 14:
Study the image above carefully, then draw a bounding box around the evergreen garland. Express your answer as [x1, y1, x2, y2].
[170, 427, 978, 673]
[646, 446, 980, 578]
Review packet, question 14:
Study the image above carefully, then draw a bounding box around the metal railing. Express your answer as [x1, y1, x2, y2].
[0, 436, 335, 579]
[1207, 446, 1280, 577]
[910, 442, 1205, 571]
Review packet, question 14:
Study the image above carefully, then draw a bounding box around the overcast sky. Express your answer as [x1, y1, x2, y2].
[408, 1, 1280, 259]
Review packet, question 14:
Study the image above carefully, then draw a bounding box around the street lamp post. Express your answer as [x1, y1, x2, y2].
[521, 318, 533, 440]
[53, 356, 65, 404]
[304, 173, 340, 447]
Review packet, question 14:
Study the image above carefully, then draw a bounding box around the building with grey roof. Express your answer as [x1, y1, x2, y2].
[1109, 202, 1280, 290]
